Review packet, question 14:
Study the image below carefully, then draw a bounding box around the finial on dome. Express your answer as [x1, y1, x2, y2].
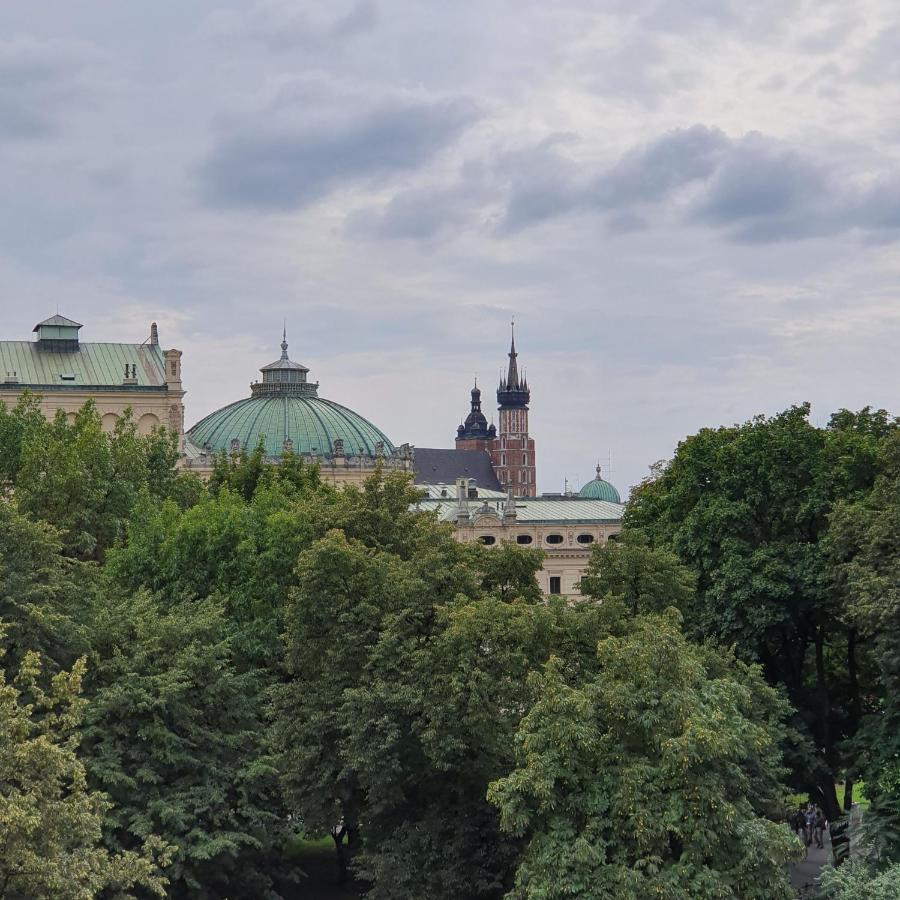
[280, 322, 289, 360]
[596, 463, 602, 479]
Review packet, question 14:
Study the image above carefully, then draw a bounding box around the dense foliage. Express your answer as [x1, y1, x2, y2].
[828, 430, 900, 858]
[626, 404, 896, 817]
[0, 641, 169, 899]
[9, 393, 900, 897]
[489, 612, 797, 899]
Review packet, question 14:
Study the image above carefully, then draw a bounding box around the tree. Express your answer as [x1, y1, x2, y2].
[488, 611, 799, 900]
[14, 401, 187, 560]
[579, 530, 696, 616]
[81, 590, 287, 898]
[469, 540, 546, 603]
[828, 430, 900, 857]
[0, 642, 169, 899]
[0, 501, 95, 672]
[0, 392, 46, 486]
[625, 405, 896, 816]
[271, 500, 562, 899]
[818, 860, 900, 899]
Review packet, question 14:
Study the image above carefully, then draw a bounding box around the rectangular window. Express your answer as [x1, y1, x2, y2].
[549, 576, 561, 595]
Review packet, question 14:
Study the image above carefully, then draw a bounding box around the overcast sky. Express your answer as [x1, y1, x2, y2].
[2, 1, 899, 495]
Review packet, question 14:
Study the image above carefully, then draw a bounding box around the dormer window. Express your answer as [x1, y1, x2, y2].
[34, 314, 82, 352]
[59, 374, 76, 381]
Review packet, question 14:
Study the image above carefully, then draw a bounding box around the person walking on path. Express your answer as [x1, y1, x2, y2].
[814, 807, 828, 850]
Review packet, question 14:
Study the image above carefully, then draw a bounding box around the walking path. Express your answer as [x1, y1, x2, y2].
[790, 833, 831, 897]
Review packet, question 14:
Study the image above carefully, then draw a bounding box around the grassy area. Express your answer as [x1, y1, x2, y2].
[836, 781, 869, 811]
[786, 781, 869, 814]
[284, 835, 365, 900]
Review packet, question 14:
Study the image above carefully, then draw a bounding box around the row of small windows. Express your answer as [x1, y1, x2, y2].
[499, 470, 531, 484]
[477, 533, 598, 546]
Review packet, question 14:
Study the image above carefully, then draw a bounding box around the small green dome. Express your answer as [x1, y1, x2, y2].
[187, 335, 394, 459]
[578, 465, 621, 503]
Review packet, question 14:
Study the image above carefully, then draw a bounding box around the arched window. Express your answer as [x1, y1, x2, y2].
[480, 535, 496, 546]
[516, 534, 533, 545]
[576, 534, 595, 544]
[546, 534, 564, 545]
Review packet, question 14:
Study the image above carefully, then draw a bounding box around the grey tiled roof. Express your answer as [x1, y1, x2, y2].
[413, 448, 501, 490]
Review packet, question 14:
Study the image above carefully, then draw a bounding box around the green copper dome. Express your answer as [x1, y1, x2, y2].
[187, 334, 395, 459]
[578, 465, 622, 503]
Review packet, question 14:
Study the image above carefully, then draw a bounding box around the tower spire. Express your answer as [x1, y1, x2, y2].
[505, 319, 520, 390]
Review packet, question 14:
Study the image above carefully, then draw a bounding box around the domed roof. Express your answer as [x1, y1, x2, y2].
[187, 333, 395, 459]
[578, 465, 621, 503]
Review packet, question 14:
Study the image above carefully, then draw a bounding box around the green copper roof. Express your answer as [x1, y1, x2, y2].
[187, 395, 394, 459]
[34, 314, 83, 330]
[417, 495, 624, 525]
[578, 466, 621, 503]
[0, 341, 167, 390]
[188, 334, 395, 459]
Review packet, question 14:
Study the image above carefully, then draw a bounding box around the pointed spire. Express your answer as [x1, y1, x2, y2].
[280, 323, 289, 360]
[505, 319, 519, 390]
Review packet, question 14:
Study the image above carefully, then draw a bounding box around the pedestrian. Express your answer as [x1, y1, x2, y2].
[814, 807, 827, 849]
[803, 803, 817, 847]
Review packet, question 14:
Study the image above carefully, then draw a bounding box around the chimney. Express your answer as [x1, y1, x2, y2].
[150, 322, 159, 346]
[455, 477, 470, 525]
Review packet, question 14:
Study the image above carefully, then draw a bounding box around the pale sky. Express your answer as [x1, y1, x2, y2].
[2, 1, 899, 495]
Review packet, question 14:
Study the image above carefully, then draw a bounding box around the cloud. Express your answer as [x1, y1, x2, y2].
[0, 38, 103, 140]
[691, 134, 834, 240]
[494, 126, 900, 244]
[346, 183, 478, 240]
[198, 95, 480, 211]
[208, 0, 378, 51]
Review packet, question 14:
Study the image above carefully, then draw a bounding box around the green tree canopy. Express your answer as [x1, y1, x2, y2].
[0, 642, 169, 899]
[0, 501, 96, 672]
[828, 430, 900, 857]
[625, 404, 897, 815]
[488, 611, 799, 900]
[579, 529, 696, 616]
[5, 396, 192, 560]
[81, 590, 286, 899]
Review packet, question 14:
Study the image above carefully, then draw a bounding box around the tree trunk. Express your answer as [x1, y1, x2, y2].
[814, 626, 841, 820]
[332, 832, 348, 884]
[843, 778, 854, 812]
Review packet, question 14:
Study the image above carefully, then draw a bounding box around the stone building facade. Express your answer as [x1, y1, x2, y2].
[0, 315, 185, 443]
[416, 479, 624, 598]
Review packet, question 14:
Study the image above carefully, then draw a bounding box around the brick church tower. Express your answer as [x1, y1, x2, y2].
[492, 324, 536, 496]
[455, 325, 537, 497]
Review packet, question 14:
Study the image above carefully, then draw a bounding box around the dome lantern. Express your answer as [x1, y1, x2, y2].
[253, 328, 318, 397]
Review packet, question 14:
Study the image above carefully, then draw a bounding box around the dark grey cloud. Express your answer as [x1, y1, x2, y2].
[346, 183, 477, 240]
[691, 135, 834, 240]
[595, 125, 730, 207]
[0, 38, 102, 140]
[499, 125, 729, 232]
[352, 123, 900, 246]
[198, 96, 480, 211]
